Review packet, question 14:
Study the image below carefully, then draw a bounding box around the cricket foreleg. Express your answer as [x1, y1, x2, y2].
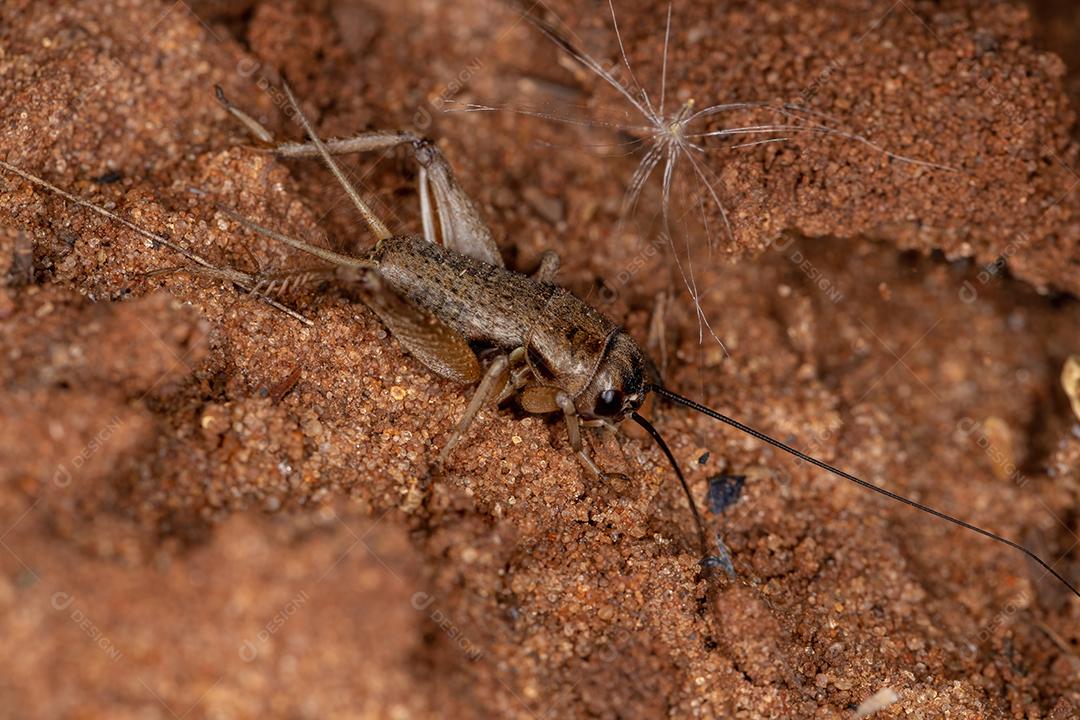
[553, 391, 608, 479]
[437, 353, 511, 467]
[517, 385, 604, 478]
[517, 385, 629, 483]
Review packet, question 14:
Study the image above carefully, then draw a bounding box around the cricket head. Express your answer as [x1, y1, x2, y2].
[577, 332, 648, 421]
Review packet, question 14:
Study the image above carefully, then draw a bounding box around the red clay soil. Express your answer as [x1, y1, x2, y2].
[1, 0, 1079, 718]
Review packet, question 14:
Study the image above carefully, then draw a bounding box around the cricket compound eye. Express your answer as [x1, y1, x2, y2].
[594, 389, 624, 417]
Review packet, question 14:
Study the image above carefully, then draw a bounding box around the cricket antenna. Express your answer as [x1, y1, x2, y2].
[278, 81, 392, 243]
[648, 384, 1080, 600]
[630, 411, 712, 565]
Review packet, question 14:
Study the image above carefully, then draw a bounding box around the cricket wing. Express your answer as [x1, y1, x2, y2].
[362, 286, 482, 385]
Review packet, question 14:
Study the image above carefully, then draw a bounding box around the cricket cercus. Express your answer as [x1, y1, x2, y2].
[1, 82, 1077, 597]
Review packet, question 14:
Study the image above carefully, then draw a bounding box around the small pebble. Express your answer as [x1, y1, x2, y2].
[707, 474, 745, 514]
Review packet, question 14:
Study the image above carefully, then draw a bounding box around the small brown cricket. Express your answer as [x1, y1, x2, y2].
[214, 83, 1080, 592]
[214, 83, 714, 555]
[1, 82, 1077, 597]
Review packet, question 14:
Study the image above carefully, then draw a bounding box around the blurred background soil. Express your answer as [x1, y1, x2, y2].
[2, 0, 1080, 717]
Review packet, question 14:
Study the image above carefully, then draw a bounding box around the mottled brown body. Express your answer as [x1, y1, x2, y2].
[373, 235, 641, 402]
[204, 84, 658, 484]
[374, 235, 563, 348]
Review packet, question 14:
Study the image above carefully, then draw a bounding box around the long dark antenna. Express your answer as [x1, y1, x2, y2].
[631, 412, 709, 560]
[649, 384, 1080, 599]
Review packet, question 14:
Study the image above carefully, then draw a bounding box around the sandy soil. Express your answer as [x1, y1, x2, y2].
[1, 0, 1079, 718]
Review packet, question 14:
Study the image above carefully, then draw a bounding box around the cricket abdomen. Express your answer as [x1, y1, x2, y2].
[372, 235, 620, 394]
[373, 235, 553, 347]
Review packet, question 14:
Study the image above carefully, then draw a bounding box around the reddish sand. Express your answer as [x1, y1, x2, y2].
[1, 1, 1078, 717]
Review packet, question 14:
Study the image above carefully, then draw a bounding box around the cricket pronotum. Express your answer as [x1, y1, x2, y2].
[3, 79, 1074, 599]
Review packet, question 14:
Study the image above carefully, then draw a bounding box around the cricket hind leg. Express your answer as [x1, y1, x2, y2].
[287, 132, 502, 269]
[218, 88, 514, 472]
[0, 158, 312, 325]
[409, 138, 503, 268]
[215, 86, 502, 267]
[278, 131, 503, 269]
[218, 84, 392, 243]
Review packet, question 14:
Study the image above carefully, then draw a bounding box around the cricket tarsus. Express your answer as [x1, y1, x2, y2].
[650, 385, 1080, 599]
[214, 84, 274, 144]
